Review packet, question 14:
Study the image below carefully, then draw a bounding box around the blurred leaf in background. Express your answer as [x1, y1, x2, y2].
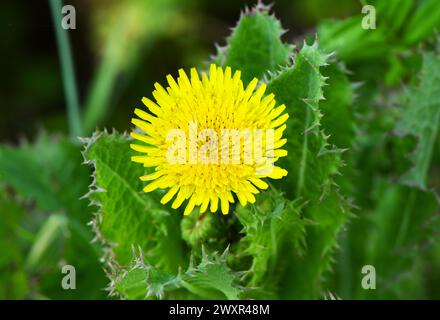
[82, 0, 185, 133]
[0, 191, 29, 299]
[0, 133, 107, 299]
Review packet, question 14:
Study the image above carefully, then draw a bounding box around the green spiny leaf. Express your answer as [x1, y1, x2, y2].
[183, 249, 241, 300]
[320, 62, 356, 150]
[0, 133, 91, 215]
[267, 40, 339, 199]
[234, 188, 306, 297]
[266, 40, 350, 298]
[214, 4, 293, 84]
[395, 52, 440, 189]
[82, 131, 186, 279]
[114, 247, 241, 300]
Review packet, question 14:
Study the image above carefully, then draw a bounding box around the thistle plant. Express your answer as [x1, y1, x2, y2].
[82, 4, 350, 299]
[78, 2, 440, 299]
[2, 0, 440, 300]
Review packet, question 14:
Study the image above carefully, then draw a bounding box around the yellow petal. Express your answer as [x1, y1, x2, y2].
[247, 193, 256, 204]
[236, 192, 247, 207]
[130, 144, 155, 153]
[268, 166, 288, 179]
[131, 118, 155, 136]
[172, 188, 187, 209]
[184, 195, 197, 215]
[178, 69, 191, 90]
[274, 149, 288, 157]
[130, 132, 156, 145]
[249, 177, 269, 190]
[270, 113, 289, 128]
[161, 185, 179, 204]
[142, 97, 162, 115]
[210, 195, 219, 213]
[134, 108, 156, 123]
[143, 180, 161, 193]
[167, 74, 180, 94]
[220, 195, 229, 215]
[140, 171, 164, 181]
[243, 78, 258, 101]
[274, 138, 287, 148]
[269, 104, 286, 119]
[200, 195, 210, 213]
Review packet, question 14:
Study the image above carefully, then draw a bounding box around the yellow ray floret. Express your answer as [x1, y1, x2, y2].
[130, 64, 288, 215]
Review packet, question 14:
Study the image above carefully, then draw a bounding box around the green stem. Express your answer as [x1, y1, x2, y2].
[49, 0, 82, 137]
[83, 52, 120, 134]
[297, 106, 310, 197]
[395, 188, 416, 247]
[337, 230, 352, 298]
[82, 16, 128, 134]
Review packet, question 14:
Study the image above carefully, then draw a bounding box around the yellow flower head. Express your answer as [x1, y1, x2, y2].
[130, 64, 288, 215]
